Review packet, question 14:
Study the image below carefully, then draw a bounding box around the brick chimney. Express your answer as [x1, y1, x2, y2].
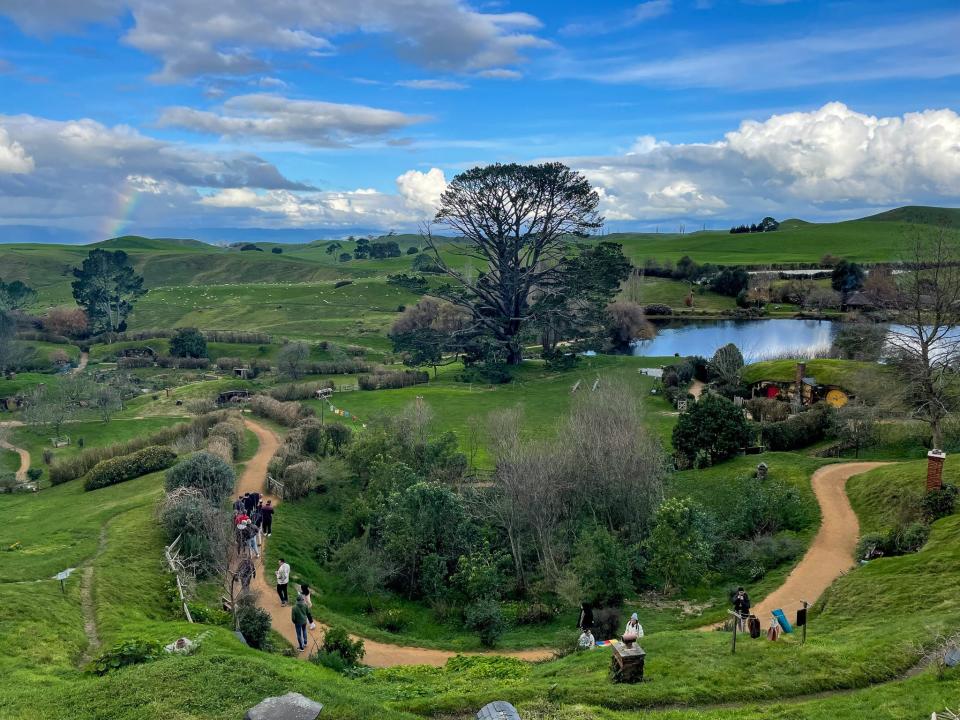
[927, 449, 946, 492]
[795, 362, 806, 386]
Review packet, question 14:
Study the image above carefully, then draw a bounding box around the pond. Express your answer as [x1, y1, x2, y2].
[631, 319, 840, 362]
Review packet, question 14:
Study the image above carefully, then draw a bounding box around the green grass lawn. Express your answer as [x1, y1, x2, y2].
[741, 358, 883, 388]
[11, 417, 182, 485]
[1, 447, 21, 474]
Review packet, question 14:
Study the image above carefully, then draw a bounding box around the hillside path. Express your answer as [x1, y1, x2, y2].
[238, 418, 551, 667]
[0, 434, 30, 483]
[741, 461, 888, 624]
[689, 379, 706, 400]
[71, 352, 89, 374]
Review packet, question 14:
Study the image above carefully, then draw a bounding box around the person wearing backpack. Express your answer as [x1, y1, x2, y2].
[291, 593, 310, 652]
[276, 558, 290, 606]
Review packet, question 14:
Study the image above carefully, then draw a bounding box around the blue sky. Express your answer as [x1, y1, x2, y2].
[0, 0, 959, 241]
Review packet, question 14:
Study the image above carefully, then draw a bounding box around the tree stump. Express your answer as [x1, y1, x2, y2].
[610, 641, 645, 683]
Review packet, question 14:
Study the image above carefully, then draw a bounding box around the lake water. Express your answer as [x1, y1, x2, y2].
[631, 319, 840, 362]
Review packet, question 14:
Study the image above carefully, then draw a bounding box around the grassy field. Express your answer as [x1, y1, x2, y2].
[742, 358, 884, 387]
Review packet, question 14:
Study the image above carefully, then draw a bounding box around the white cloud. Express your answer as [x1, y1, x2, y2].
[0, 127, 34, 173]
[567, 103, 960, 223]
[560, 0, 671, 37]
[158, 94, 428, 147]
[396, 79, 467, 90]
[396, 168, 447, 214]
[0, 0, 548, 81]
[475, 68, 522, 79]
[555, 12, 960, 89]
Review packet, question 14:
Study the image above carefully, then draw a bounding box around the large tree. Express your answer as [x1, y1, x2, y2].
[887, 225, 960, 448]
[0, 279, 37, 311]
[426, 162, 603, 364]
[71, 249, 146, 335]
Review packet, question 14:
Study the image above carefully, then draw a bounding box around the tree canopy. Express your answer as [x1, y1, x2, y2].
[71, 249, 146, 334]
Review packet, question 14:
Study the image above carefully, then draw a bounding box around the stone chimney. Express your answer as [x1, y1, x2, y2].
[795, 362, 806, 387]
[927, 449, 946, 492]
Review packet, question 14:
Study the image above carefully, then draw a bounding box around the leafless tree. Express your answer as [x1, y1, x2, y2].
[562, 383, 667, 536]
[277, 341, 310, 380]
[23, 376, 86, 438]
[805, 286, 842, 313]
[887, 224, 960, 448]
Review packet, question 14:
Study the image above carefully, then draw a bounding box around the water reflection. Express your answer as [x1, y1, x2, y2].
[630, 319, 839, 362]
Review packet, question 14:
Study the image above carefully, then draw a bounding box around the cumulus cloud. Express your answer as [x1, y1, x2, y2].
[567, 103, 960, 223]
[0, 127, 34, 173]
[158, 94, 428, 147]
[396, 168, 447, 215]
[0, 0, 548, 82]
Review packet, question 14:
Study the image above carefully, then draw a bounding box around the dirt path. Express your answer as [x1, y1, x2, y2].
[689, 379, 706, 399]
[71, 351, 89, 374]
[0, 438, 30, 483]
[78, 526, 107, 665]
[238, 418, 552, 667]
[747, 462, 888, 623]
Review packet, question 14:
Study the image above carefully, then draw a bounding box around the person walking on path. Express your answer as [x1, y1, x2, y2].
[300, 583, 316, 630]
[292, 593, 310, 652]
[260, 500, 275, 537]
[237, 556, 255, 591]
[733, 587, 751, 631]
[276, 558, 290, 606]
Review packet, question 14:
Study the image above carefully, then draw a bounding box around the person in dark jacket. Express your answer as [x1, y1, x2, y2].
[577, 602, 594, 632]
[260, 500, 275, 536]
[291, 593, 310, 651]
[733, 587, 751, 616]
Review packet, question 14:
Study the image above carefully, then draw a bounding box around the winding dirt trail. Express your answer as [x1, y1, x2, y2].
[732, 461, 889, 625]
[688, 379, 706, 399]
[0, 438, 30, 483]
[71, 351, 89, 374]
[238, 418, 551, 667]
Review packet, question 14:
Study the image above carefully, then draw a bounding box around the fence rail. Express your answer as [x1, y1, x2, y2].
[163, 534, 193, 624]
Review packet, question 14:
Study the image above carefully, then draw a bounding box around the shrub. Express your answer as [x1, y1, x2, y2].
[572, 527, 633, 607]
[745, 397, 790, 423]
[215, 356, 242, 371]
[321, 626, 365, 665]
[334, 280, 353, 289]
[268, 380, 334, 401]
[186, 603, 232, 626]
[165, 452, 236, 503]
[303, 359, 371, 375]
[271, 246, 282, 254]
[204, 330, 271, 344]
[249, 395, 308, 427]
[169, 327, 208, 359]
[643, 303, 672, 316]
[672, 394, 751, 465]
[87, 638, 163, 675]
[206, 436, 234, 464]
[208, 418, 245, 460]
[761, 405, 833, 451]
[157, 355, 210, 369]
[283, 460, 319, 499]
[158, 487, 228, 577]
[719, 532, 805, 580]
[186, 398, 217, 415]
[84, 446, 176, 491]
[117, 356, 153, 369]
[921, 484, 958, 523]
[372, 608, 413, 633]
[237, 604, 271, 649]
[358, 370, 429, 390]
[465, 600, 506, 647]
[49, 413, 227, 485]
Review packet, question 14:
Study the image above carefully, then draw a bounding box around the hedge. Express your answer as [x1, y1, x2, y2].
[83, 445, 176, 491]
[49, 412, 228, 485]
[249, 395, 311, 427]
[303, 359, 371, 375]
[358, 370, 429, 390]
[117, 357, 154, 369]
[761, 405, 833, 451]
[156, 355, 210, 369]
[268, 380, 334, 401]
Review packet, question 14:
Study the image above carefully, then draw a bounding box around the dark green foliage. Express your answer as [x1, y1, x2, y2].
[572, 527, 632, 606]
[717, 533, 805, 581]
[369, 240, 402, 259]
[761, 405, 833, 451]
[0, 278, 37, 310]
[411, 253, 443, 273]
[26, 467, 42, 483]
[158, 487, 228, 577]
[406, 246, 420, 254]
[464, 599, 506, 647]
[71, 249, 146, 333]
[856, 522, 931, 560]
[165, 452, 236, 503]
[320, 626, 365, 665]
[921, 484, 958, 523]
[169, 327, 208, 358]
[672, 394, 751, 466]
[87, 638, 164, 675]
[451, 543, 508, 604]
[643, 303, 672, 316]
[83, 446, 176, 491]
[334, 280, 354, 289]
[271, 246, 283, 254]
[371, 607, 413, 633]
[238, 243, 262, 251]
[237, 604, 272, 649]
[830, 323, 889, 361]
[831, 259, 866, 293]
[338, 252, 352, 262]
[381, 481, 472, 598]
[643, 497, 713, 592]
[709, 267, 749, 297]
[386, 273, 429, 292]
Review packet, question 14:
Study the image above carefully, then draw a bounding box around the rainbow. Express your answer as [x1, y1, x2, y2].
[99, 179, 144, 241]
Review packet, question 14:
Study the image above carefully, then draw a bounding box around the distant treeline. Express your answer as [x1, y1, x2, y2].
[730, 217, 780, 234]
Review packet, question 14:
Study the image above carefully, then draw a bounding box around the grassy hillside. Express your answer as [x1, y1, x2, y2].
[863, 205, 960, 228]
[741, 358, 883, 388]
